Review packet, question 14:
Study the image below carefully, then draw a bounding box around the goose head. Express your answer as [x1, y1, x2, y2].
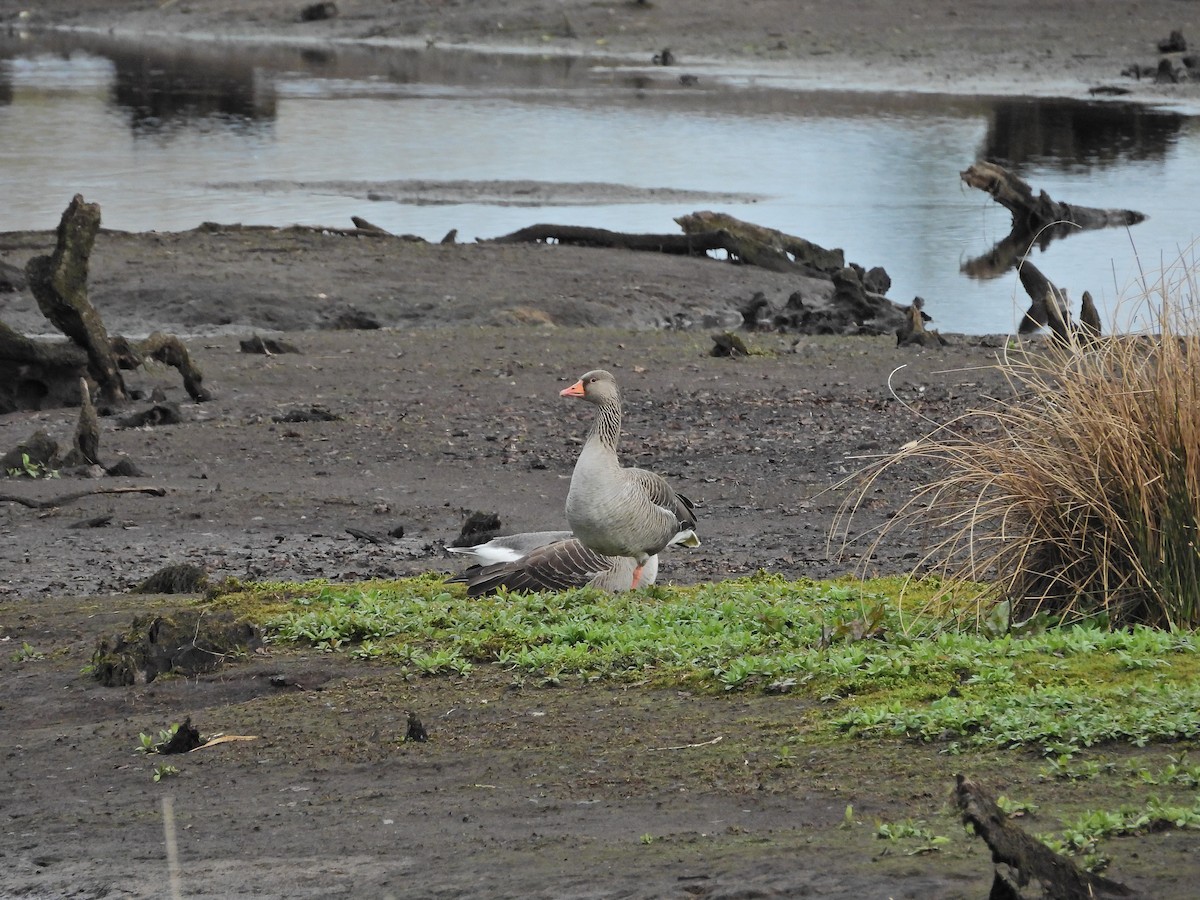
[560, 369, 619, 405]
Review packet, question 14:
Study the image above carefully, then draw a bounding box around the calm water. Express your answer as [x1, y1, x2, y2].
[2, 31, 1198, 335]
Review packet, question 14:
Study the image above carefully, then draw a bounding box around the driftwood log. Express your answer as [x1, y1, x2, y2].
[954, 774, 1141, 900]
[1, 195, 213, 413]
[674, 210, 845, 275]
[489, 212, 917, 336]
[490, 223, 730, 257]
[491, 211, 846, 277]
[961, 162, 1145, 279]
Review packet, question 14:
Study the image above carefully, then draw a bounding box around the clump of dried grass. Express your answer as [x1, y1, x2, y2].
[838, 260, 1200, 629]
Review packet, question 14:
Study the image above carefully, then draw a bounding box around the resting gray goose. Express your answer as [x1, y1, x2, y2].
[447, 531, 574, 566]
[560, 369, 699, 589]
[446, 530, 659, 597]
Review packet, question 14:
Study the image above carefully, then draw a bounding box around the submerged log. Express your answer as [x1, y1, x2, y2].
[962, 161, 1145, 234]
[954, 774, 1141, 900]
[961, 162, 1145, 280]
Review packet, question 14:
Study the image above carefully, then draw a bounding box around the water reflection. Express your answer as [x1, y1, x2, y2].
[110, 44, 275, 132]
[0, 30, 1197, 335]
[980, 98, 1187, 168]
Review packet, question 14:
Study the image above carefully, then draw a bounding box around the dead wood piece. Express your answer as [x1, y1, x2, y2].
[490, 223, 728, 257]
[159, 717, 204, 754]
[829, 268, 906, 334]
[1158, 30, 1187, 54]
[675, 211, 845, 275]
[324, 306, 381, 330]
[105, 457, 145, 478]
[118, 403, 183, 428]
[710, 332, 751, 357]
[68, 514, 113, 529]
[452, 510, 502, 548]
[25, 194, 127, 404]
[135, 563, 209, 595]
[92, 610, 261, 686]
[1017, 261, 1072, 341]
[139, 332, 213, 402]
[61, 378, 101, 467]
[239, 334, 300, 355]
[406, 711, 429, 742]
[346, 527, 391, 545]
[273, 405, 340, 423]
[440, 228, 458, 245]
[954, 774, 1141, 900]
[300, 2, 338, 22]
[1153, 58, 1180, 83]
[895, 297, 948, 348]
[0, 313, 89, 416]
[739, 291, 771, 329]
[1077, 290, 1103, 346]
[4, 198, 215, 412]
[963, 161, 1145, 232]
[0, 485, 166, 509]
[0, 259, 27, 293]
[351, 215, 391, 234]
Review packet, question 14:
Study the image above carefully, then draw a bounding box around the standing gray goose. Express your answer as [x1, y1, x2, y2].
[560, 369, 699, 589]
[446, 531, 659, 597]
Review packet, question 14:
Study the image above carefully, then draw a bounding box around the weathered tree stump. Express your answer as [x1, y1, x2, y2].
[2, 196, 215, 412]
[954, 774, 1141, 900]
[25, 195, 128, 404]
[63, 378, 101, 467]
[895, 297, 947, 347]
[1016, 260, 1105, 347]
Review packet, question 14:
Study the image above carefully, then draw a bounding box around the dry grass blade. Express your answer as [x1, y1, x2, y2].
[834, 253, 1200, 630]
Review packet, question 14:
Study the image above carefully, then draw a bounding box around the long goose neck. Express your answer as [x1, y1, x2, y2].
[588, 395, 622, 455]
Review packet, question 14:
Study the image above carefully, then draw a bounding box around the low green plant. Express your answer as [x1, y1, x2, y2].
[6, 452, 59, 479]
[10, 641, 45, 662]
[153, 764, 180, 782]
[875, 818, 949, 853]
[137, 723, 180, 754]
[1042, 795, 1200, 861]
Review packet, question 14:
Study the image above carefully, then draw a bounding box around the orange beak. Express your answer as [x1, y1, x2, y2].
[559, 380, 585, 398]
